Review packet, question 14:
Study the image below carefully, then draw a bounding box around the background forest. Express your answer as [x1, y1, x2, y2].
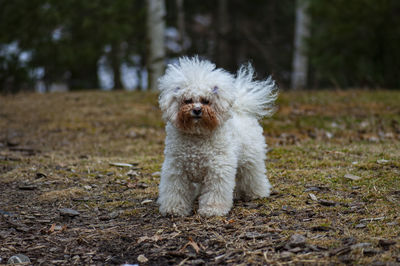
[1, 0, 399, 93]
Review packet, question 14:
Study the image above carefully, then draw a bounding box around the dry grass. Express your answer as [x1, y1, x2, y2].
[0, 90, 399, 265]
[39, 187, 88, 202]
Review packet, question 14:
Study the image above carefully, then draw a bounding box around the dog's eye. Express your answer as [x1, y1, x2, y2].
[201, 99, 210, 105]
[184, 99, 193, 104]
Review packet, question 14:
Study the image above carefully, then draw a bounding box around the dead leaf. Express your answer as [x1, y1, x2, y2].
[188, 237, 200, 253]
[109, 162, 134, 168]
[151, 171, 161, 177]
[309, 193, 318, 201]
[61, 224, 67, 232]
[137, 234, 162, 244]
[48, 223, 56, 233]
[127, 170, 139, 177]
[377, 159, 389, 164]
[141, 199, 153, 205]
[127, 182, 136, 188]
[360, 216, 385, 222]
[180, 237, 201, 254]
[344, 174, 361, 181]
[223, 219, 235, 224]
[137, 254, 148, 263]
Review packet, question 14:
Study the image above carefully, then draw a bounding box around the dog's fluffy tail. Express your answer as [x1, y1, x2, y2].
[233, 63, 278, 119]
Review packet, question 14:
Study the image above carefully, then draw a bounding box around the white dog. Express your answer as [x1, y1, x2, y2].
[157, 57, 277, 217]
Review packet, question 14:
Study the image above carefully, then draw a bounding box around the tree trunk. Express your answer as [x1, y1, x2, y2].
[146, 0, 166, 91]
[291, 0, 310, 90]
[176, 0, 186, 55]
[216, 0, 231, 70]
[110, 43, 123, 90]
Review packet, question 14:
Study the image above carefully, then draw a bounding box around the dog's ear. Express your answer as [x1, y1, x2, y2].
[212, 86, 219, 94]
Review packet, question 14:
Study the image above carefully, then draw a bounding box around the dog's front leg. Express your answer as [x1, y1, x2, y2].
[198, 164, 236, 217]
[157, 160, 194, 216]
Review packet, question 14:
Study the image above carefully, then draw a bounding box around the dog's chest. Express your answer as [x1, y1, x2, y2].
[178, 142, 212, 183]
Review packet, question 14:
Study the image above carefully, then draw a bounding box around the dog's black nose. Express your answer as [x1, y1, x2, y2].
[192, 107, 202, 116]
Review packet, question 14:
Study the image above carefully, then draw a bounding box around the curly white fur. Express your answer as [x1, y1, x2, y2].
[157, 56, 277, 217]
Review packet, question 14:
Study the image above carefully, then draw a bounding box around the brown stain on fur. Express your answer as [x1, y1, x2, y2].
[177, 104, 194, 131]
[177, 104, 219, 132]
[202, 105, 219, 130]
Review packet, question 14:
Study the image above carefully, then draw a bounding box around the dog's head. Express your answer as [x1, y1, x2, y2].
[158, 57, 235, 134]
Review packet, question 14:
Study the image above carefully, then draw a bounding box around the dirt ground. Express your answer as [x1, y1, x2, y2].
[0, 90, 399, 265]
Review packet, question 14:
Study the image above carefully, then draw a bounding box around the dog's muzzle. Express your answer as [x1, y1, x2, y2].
[191, 106, 202, 118]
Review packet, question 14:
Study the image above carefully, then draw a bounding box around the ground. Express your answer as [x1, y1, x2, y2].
[0, 90, 399, 265]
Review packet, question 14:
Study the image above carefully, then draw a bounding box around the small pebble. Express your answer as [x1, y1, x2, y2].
[305, 187, 321, 192]
[59, 208, 80, 217]
[35, 172, 47, 178]
[289, 247, 302, 253]
[363, 248, 379, 256]
[342, 237, 357, 246]
[280, 251, 293, 261]
[189, 259, 205, 265]
[108, 211, 120, 219]
[311, 225, 331, 232]
[127, 170, 139, 177]
[318, 199, 336, 206]
[54, 225, 63, 231]
[368, 136, 379, 142]
[351, 242, 372, 249]
[18, 184, 37, 190]
[325, 131, 333, 139]
[287, 234, 306, 248]
[245, 232, 267, 239]
[137, 182, 149, 189]
[7, 254, 30, 264]
[378, 239, 396, 248]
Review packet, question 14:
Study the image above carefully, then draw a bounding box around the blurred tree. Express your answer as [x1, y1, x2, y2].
[0, 0, 146, 92]
[3, 0, 398, 92]
[0, 53, 33, 93]
[291, 0, 310, 90]
[0, 0, 53, 92]
[176, 0, 186, 55]
[173, 0, 295, 84]
[146, 0, 166, 91]
[308, 0, 400, 88]
[216, 0, 233, 70]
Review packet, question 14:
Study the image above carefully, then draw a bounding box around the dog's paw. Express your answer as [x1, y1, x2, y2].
[198, 204, 230, 217]
[246, 189, 271, 200]
[159, 208, 191, 217]
[159, 203, 192, 217]
[245, 181, 271, 200]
